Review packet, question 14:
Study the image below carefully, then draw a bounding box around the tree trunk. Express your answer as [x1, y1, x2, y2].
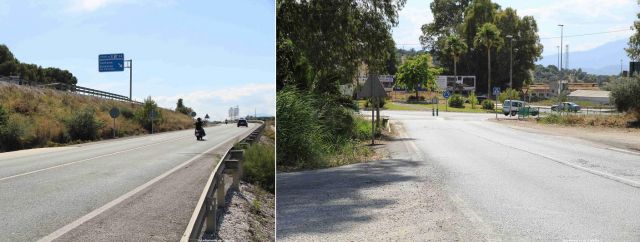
[487, 47, 492, 99]
[415, 85, 419, 101]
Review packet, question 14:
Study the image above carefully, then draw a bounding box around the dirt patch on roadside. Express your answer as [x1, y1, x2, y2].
[496, 119, 640, 151]
[217, 182, 275, 241]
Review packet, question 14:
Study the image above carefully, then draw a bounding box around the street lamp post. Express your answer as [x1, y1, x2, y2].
[558, 24, 564, 71]
[557, 46, 560, 69]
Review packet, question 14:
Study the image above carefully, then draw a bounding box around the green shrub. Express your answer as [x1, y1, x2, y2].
[468, 92, 479, 109]
[0, 115, 26, 151]
[364, 97, 386, 109]
[0, 106, 7, 125]
[539, 113, 563, 124]
[134, 97, 163, 133]
[482, 99, 494, 110]
[243, 143, 275, 193]
[276, 89, 324, 168]
[609, 77, 640, 121]
[120, 108, 135, 119]
[499, 88, 521, 103]
[66, 108, 104, 141]
[448, 94, 464, 108]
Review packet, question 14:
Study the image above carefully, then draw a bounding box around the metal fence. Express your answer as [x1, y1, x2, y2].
[0, 77, 141, 104]
[181, 123, 265, 241]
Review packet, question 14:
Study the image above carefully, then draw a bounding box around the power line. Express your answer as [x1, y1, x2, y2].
[539, 28, 633, 40]
[395, 28, 635, 47]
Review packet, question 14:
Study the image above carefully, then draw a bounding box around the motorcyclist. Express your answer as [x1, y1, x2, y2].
[195, 117, 206, 137]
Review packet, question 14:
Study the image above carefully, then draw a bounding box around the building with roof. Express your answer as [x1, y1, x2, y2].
[568, 90, 610, 105]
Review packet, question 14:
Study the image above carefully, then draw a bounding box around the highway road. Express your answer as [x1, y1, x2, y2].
[0, 124, 257, 241]
[384, 110, 640, 240]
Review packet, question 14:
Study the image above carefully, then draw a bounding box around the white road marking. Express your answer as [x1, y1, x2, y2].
[38, 127, 255, 242]
[0, 136, 188, 182]
[606, 147, 640, 156]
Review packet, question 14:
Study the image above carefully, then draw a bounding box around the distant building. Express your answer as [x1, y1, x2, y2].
[526, 84, 552, 98]
[568, 90, 610, 105]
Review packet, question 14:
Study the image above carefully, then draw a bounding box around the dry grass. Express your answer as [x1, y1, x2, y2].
[0, 82, 193, 151]
[537, 112, 638, 129]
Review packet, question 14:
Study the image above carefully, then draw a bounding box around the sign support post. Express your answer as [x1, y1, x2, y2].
[493, 87, 500, 120]
[126, 60, 133, 101]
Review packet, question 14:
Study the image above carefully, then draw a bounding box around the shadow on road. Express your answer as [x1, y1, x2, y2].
[276, 158, 421, 238]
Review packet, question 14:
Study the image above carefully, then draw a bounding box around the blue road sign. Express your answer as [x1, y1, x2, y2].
[493, 87, 501, 96]
[99, 53, 125, 72]
[443, 90, 451, 99]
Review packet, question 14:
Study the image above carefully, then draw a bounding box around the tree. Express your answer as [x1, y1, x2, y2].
[394, 54, 442, 99]
[277, 0, 406, 94]
[626, 2, 640, 61]
[175, 98, 194, 116]
[420, 0, 471, 52]
[444, 35, 468, 82]
[474, 23, 503, 99]
[609, 77, 640, 121]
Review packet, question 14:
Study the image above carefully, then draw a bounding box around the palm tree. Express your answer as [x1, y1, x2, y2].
[444, 35, 468, 93]
[474, 23, 503, 99]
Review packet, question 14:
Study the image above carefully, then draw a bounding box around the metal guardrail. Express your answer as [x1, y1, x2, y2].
[181, 123, 265, 242]
[1, 78, 142, 104]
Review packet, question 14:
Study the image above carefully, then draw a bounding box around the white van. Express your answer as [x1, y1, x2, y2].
[503, 100, 524, 116]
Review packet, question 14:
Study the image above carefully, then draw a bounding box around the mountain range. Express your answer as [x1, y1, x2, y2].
[536, 38, 630, 75]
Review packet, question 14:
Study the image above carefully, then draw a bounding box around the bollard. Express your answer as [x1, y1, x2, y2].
[432, 108, 434, 116]
[436, 108, 439, 116]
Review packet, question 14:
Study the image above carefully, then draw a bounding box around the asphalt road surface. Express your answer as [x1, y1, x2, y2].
[385, 110, 640, 240]
[0, 124, 256, 241]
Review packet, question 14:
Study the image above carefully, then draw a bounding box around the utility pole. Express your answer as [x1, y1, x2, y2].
[506, 35, 514, 88]
[558, 24, 564, 71]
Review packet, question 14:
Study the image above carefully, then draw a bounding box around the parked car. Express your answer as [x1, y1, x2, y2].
[503, 100, 524, 116]
[551, 102, 581, 112]
[237, 118, 248, 127]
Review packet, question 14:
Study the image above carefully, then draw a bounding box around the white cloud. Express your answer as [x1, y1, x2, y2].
[66, 0, 175, 13]
[392, 1, 433, 49]
[150, 83, 275, 120]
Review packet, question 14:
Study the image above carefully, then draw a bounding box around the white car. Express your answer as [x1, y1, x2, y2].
[503, 100, 524, 116]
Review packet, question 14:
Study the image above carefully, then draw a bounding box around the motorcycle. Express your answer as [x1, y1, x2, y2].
[195, 128, 205, 140]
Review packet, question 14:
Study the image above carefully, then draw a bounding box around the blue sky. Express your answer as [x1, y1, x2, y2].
[393, 0, 637, 62]
[0, 0, 275, 120]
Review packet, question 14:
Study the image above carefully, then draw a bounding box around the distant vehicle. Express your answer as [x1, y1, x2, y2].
[503, 100, 524, 116]
[237, 118, 248, 127]
[477, 95, 488, 103]
[551, 102, 581, 112]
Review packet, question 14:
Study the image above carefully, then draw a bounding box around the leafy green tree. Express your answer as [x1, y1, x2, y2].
[395, 54, 442, 99]
[175, 98, 194, 116]
[277, 0, 405, 94]
[627, 2, 640, 61]
[420, 0, 471, 52]
[498, 88, 520, 103]
[474, 23, 503, 99]
[444, 35, 468, 80]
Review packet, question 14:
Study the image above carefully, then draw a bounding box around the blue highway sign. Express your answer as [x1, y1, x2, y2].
[443, 90, 451, 99]
[99, 53, 125, 72]
[493, 87, 501, 96]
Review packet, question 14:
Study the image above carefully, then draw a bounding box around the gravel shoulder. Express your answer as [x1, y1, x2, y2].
[276, 122, 482, 241]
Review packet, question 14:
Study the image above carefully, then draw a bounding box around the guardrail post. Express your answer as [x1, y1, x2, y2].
[229, 150, 244, 190]
[204, 197, 217, 234]
[217, 177, 225, 209]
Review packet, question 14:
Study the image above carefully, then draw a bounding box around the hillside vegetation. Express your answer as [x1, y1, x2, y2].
[0, 82, 193, 152]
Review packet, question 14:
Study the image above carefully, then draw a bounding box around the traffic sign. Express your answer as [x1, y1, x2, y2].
[99, 53, 124, 72]
[190, 111, 197, 117]
[443, 91, 451, 99]
[493, 87, 501, 96]
[149, 110, 157, 120]
[109, 107, 120, 118]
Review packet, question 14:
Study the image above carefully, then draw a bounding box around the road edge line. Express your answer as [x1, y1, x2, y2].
[37, 126, 256, 242]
